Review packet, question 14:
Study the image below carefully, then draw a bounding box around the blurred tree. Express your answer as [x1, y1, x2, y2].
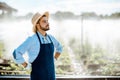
[0, 40, 4, 58]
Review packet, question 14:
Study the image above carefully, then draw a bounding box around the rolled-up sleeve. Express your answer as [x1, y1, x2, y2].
[51, 36, 63, 53]
[13, 37, 32, 64]
[55, 41, 63, 53]
[13, 50, 25, 64]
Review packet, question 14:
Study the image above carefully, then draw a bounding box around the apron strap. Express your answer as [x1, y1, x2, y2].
[36, 32, 41, 44]
[48, 35, 53, 44]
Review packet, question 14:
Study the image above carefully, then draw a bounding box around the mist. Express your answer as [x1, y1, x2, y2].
[0, 18, 120, 59]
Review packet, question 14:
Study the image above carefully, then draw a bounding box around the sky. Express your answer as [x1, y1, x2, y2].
[0, 0, 120, 15]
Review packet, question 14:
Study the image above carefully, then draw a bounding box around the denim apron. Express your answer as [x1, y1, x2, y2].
[30, 32, 55, 80]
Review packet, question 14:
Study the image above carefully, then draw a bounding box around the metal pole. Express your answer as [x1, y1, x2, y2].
[81, 15, 84, 55]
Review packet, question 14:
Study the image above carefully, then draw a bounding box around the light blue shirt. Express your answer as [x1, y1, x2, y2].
[13, 32, 63, 64]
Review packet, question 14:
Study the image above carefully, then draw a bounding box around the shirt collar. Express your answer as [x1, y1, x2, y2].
[37, 31, 48, 38]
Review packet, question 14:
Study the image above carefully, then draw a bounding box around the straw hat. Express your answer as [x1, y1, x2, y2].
[32, 12, 49, 32]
